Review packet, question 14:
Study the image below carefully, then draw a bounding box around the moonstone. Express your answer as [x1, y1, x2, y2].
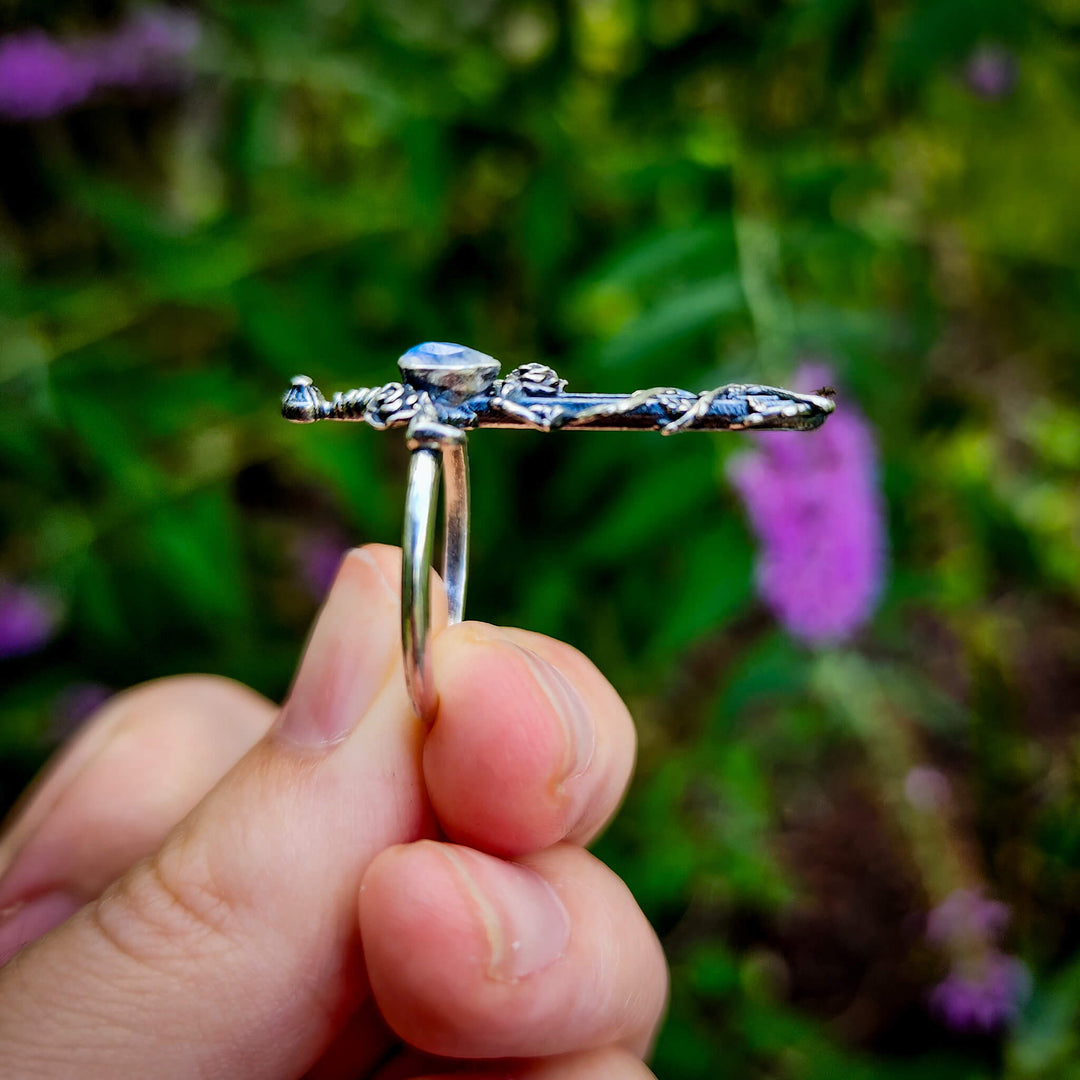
[397, 341, 500, 402]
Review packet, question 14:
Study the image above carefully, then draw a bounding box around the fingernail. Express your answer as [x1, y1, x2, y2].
[440, 847, 569, 982]
[0, 891, 82, 966]
[277, 548, 400, 748]
[512, 645, 595, 782]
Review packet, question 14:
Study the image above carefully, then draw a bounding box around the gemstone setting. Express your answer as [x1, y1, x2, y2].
[397, 342, 500, 403]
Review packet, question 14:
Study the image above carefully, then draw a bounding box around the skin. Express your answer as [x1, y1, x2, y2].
[0, 545, 668, 1079]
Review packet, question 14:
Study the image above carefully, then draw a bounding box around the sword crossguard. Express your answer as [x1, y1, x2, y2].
[283, 351, 835, 436]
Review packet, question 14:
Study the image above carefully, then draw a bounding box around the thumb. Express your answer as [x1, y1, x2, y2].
[0, 546, 439, 1080]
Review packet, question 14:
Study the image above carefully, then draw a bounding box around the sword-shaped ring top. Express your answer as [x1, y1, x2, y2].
[283, 342, 836, 721]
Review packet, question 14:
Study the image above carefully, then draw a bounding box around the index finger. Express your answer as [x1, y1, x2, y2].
[423, 621, 637, 857]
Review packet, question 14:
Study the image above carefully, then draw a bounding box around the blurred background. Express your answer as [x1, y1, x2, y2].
[2, 0, 1079, 1075]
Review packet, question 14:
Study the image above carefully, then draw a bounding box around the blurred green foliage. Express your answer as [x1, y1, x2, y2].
[3, 0, 1080, 1075]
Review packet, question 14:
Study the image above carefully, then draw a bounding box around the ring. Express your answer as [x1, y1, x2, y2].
[401, 438, 468, 722]
[282, 342, 835, 721]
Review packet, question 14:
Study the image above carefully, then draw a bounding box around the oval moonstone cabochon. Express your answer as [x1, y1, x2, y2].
[397, 341, 501, 401]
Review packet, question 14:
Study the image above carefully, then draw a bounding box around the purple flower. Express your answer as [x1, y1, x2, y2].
[927, 888, 1010, 947]
[964, 45, 1017, 101]
[904, 765, 953, 812]
[0, 580, 62, 657]
[727, 363, 886, 646]
[0, 31, 96, 119]
[293, 529, 350, 600]
[926, 888, 1030, 1032]
[89, 7, 200, 90]
[930, 951, 1031, 1032]
[0, 7, 199, 121]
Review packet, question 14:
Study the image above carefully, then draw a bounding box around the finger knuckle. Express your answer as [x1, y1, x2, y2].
[124, 673, 268, 725]
[91, 836, 238, 974]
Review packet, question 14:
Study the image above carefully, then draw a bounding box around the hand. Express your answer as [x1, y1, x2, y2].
[0, 546, 667, 1079]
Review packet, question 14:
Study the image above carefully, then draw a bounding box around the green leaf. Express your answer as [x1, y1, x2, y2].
[598, 275, 746, 372]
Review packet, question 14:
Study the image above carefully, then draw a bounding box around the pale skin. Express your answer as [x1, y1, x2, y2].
[0, 545, 668, 1079]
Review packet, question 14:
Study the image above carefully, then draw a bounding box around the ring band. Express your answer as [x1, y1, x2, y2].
[401, 440, 469, 721]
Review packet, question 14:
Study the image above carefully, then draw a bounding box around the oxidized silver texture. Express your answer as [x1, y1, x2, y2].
[282, 364, 836, 434]
[283, 345, 836, 720]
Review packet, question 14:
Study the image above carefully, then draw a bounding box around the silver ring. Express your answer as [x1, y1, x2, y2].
[401, 439, 469, 722]
[282, 342, 836, 722]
